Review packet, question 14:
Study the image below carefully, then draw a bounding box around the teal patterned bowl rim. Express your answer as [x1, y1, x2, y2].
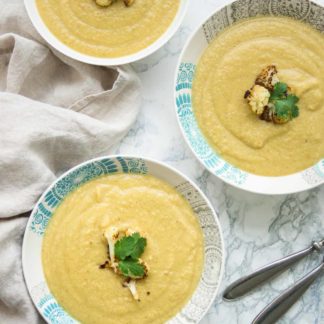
[174, 0, 324, 195]
[22, 155, 225, 324]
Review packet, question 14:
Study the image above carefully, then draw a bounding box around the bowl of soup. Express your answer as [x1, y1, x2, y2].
[22, 155, 224, 324]
[174, 0, 324, 194]
[24, 0, 188, 65]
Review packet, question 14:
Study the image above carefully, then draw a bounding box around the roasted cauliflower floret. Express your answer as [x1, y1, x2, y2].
[104, 226, 119, 263]
[255, 65, 280, 91]
[259, 104, 273, 122]
[122, 279, 139, 301]
[245, 85, 270, 115]
[272, 115, 290, 124]
[260, 104, 291, 124]
[245, 65, 299, 125]
[121, 258, 149, 301]
[95, 0, 114, 7]
[101, 226, 148, 301]
[124, 0, 135, 6]
[137, 258, 149, 278]
[95, 0, 135, 7]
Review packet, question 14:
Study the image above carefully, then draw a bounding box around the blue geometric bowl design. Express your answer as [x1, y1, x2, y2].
[38, 293, 75, 324]
[176, 63, 247, 187]
[23, 156, 224, 324]
[30, 157, 147, 236]
[175, 0, 324, 194]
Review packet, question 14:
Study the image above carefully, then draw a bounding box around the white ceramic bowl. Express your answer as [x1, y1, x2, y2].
[22, 155, 224, 324]
[24, 0, 188, 66]
[174, 0, 324, 195]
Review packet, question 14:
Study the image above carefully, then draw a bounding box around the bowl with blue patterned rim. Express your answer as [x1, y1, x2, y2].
[22, 155, 224, 324]
[174, 0, 324, 195]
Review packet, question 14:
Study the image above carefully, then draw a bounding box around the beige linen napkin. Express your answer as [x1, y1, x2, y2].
[0, 1, 141, 323]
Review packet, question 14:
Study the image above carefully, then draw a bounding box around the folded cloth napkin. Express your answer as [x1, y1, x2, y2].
[0, 1, 141, 323]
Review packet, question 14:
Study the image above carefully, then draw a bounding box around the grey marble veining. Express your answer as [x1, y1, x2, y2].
[113, 0, 324, 322]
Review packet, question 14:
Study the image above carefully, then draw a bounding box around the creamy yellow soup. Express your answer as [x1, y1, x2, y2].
[42, 174, 204, 324]
[36, 0, 180, 57]
[193, 16, 324, 176]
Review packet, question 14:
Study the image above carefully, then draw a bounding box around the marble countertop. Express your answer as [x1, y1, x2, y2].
[113, 1, 324, 323]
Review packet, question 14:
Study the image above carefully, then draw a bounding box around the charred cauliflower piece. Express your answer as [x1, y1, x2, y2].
[104, 226, 119, 263]
[245, 85, 270, 115]
[123, 279, 139, 301]
[137, 258, 149, 278]
[272, 111, 292, 124]
[95, 0, 114, 7]
[255, 65, 280, 91]
[259, 104, 274, 122]
[124, 0, 135, 6]
[245, 65, 299, 124]
[95, 0, 135, 7]
[121, 258, 148, 301]
[101, 226, 148, 301]
[121, 259, 148, 301]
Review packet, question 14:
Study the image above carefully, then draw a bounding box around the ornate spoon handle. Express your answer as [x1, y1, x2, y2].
[252, 259, 324, 324]
[223, 240, 324, 300]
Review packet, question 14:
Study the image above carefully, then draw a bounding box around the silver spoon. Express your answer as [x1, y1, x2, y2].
[223, 239, 324, 300]
[252, 257, 324, 324]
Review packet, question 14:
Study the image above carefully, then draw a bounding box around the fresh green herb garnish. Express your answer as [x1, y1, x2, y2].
[269, 82, 287, 101]
[269, 82, 299, 122]
[118, 259, 146, 278]
[114, 232, 147, 278]
[245, 65, 300, 124]
[273, 95, 299, 118]
[100, 228, 148, 300]
[115, 232, 147, 261]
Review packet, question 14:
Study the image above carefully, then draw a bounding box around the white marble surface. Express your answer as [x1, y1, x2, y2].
[113, 1, 324, 323]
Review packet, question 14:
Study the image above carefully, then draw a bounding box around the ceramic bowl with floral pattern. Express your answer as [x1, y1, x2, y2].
[175, 0, 324, 195]
[22, 156, 224, 324]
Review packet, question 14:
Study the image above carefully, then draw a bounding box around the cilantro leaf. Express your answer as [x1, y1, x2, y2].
[273, 100, 290, 118]
[270, 82, 287, 101]
[115, 232, 147, 261]
[291, 105, 299, 118]
[118, 259, 145, 278]
[286, 94, 299, 118]
[286, 94, 299, 104]
[273, 94, 299, 119]
[269, 83, 299, 122]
